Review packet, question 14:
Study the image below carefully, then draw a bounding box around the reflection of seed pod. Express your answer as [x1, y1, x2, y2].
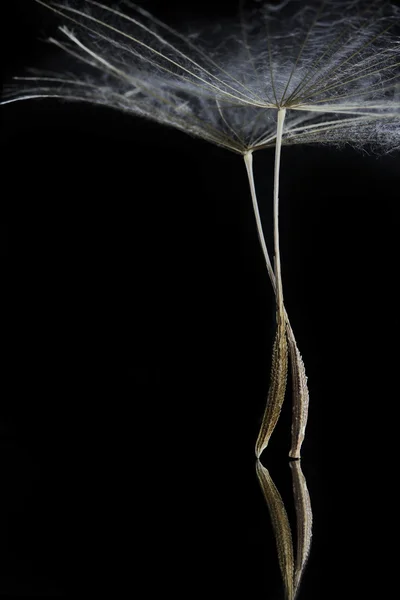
[256, 459, 294, 600]
[290, 460, 313, 596]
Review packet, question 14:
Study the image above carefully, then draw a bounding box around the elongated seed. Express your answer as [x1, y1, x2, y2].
[255, 313, 288, 458]
[288, 329, 309, 459]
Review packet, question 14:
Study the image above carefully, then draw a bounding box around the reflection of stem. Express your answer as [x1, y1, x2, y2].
[243, 113, 309, 458]
[256, 459, 313, 600]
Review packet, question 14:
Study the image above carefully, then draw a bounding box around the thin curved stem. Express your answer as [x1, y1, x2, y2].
[249, 108, 288, 458]
[274, 108, 286, 321]
[243, 151, 276, 291]
[244, 110, 309, 458]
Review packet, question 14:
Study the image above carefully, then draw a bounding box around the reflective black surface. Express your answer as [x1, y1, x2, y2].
[1, 1, 399, 597]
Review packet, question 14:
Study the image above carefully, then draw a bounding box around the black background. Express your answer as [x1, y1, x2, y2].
[1, 1, 399, 598]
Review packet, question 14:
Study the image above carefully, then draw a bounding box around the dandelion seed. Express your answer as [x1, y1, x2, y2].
[2, 0, 399, 457]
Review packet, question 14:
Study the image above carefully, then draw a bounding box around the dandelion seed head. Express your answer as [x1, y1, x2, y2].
[2, 0, 400, 154]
